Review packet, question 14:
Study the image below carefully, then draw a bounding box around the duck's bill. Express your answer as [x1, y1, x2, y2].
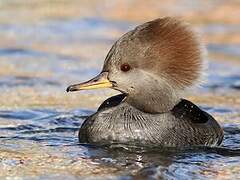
[66, 72, 113, 92]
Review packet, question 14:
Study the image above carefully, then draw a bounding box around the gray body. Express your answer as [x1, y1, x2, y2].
[79, 95, 223, 147]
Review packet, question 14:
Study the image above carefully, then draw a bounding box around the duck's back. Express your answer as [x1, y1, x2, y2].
[79, 95, 223, 147]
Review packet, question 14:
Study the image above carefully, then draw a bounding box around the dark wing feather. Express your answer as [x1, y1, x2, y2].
[98, 94, 126, 111]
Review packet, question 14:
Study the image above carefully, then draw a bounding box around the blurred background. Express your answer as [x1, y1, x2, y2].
[0, 0, 240, 178]
[0, 0, 239, 109]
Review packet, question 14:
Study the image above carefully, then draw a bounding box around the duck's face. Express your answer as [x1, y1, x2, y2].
[101, 34, 158, 96]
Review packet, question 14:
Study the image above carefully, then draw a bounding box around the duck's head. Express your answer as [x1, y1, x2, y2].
[67, 17, 205, 113]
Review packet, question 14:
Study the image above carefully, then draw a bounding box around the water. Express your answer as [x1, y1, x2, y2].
[0, 0, 240, 179]
[0, 107, 239, 178]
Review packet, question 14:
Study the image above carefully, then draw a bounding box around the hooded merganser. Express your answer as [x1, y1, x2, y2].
[67, 17, 223, 147]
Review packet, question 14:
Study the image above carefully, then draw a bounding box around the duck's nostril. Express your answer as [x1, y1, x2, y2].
[111, 81, 117, 87]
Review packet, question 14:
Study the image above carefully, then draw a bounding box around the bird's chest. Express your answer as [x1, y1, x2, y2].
[81, 105, 171, 145]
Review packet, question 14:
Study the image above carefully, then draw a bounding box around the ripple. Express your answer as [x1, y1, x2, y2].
[203, 62, 240, 91]
[0, 47, 79, 61]
[208, 44, 240, 57]
[0, 109, 88, 146]
[0, 76, 60, 88]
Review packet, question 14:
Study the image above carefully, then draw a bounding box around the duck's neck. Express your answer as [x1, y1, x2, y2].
[126, 87, 181, 114]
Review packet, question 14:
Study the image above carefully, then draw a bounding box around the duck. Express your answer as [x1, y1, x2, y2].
[66, 17, 224, 147]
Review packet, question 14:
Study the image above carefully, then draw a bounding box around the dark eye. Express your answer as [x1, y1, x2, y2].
[120, 63, 131, 72]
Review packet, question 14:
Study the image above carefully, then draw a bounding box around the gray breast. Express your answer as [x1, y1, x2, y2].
[79, 95, 223, 147]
